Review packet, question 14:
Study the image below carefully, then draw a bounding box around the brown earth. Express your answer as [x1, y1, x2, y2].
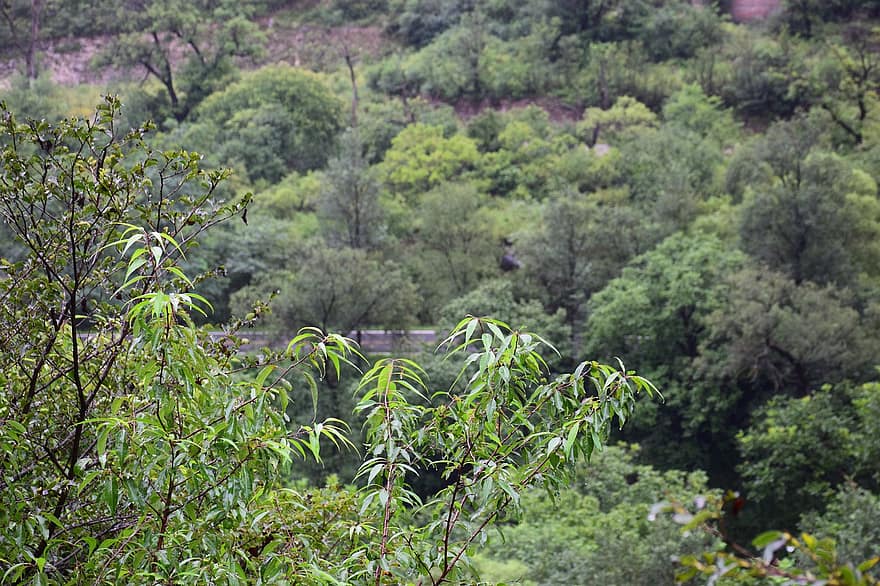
[0, 23, 390, 90]
[451, 96, 583, 123]
[730, 0, 782, 22]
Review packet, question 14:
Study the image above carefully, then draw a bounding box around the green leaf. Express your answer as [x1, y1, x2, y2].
[752, 530, 785, 548]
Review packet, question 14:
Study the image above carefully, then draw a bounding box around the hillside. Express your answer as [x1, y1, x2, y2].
[2, 1, 880, 584]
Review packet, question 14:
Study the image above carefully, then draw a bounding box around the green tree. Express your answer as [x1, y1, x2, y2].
[0, 0, 47, 79]
[519, 191, 651, 337]
[578, 95, 658, 147]
[585, 232, 746, 371]
[800, 484, 880, 577]
[737, 384, 880, 531]
[317, 130, 386, 250]
[699, 267, 873, 396]
[181, 65, 343, 184]
[0, 97, 348, 582]
[618, 124, 725, 238]
[379, 123, 480, 200]
[411, 182, 499, 305]
[737, 138, 880, 287]
[436, 279, 569, 344]
[804, 25, 880, 145]
[635, 1, 723, 62]
[351, 318, 658, 582]
[232, 244, 418, 337]
[99, 0, 265, 123]
[584, 232, 747, 472]
[662, 83, 740, 147]
[386, 0, 471, 47]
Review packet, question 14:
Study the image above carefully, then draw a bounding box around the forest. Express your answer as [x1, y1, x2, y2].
[1, 0, 879, 584]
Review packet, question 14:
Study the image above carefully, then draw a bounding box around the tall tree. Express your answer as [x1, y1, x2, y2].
[317, 130, 385, 250]
[0, 0, 46, 79]
[99, 0, 265, 122]
[738, 148, 880, 287]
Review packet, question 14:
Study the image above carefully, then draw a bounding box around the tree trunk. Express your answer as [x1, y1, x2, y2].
[26, 0, 42, 80]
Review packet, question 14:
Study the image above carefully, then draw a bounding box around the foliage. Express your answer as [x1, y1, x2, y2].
[476, 445, 721, 586]
[379, 123, 480, 200]
[737, 144, 880, 287]
[409, 182, 499, 309]
[699, 267, 873, 396]
[662, 83, 740, 147]
[231, 244, 418, 336]
[317, 129, 386, 250]
[436, 279, 569, 349]
[579, 96, 658, 146]
[658, 491, 880, 585]
[8, 2, 880, 581]
[517, 190, 653, 336]
[585, 232, 746, 371]
[350, 317, 658, 582]
[0, 99, 663, 584]
[98, 0, 266, 122]
[0, 97, 351, 582]
[737, 384, 880, 531]
[584, 232, 746, 471]
[385, 0, 472, 47]
[181, 65, 343, 184]
[635, 1, 724, 62]
[800, 484, 880, 577]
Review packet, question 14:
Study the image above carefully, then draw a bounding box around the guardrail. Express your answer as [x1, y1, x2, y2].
[210, 329, 438, 354]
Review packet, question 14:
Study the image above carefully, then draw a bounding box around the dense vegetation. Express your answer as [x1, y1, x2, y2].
[1, 0, 880, 583]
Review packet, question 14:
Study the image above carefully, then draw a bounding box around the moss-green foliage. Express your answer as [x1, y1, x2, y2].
[379, 123, 480, 199]
[799, 484, 880, 577]
[5, 1, 880, 581]
[738, 383, 880, 532]
[182, 65, 343, 184]
[475, 445, 721, 586]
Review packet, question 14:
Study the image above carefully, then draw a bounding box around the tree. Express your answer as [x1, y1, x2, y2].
[436, 279, 569, 346]
[699, 267, 873, 396]
[232, 244, 419, 337]
[519, 190, 654, 340]
[99, 0, 265, 122]
[385, 0, 472, 47]
[583, 232, 747, 473]
[737, 386, 878, 531]
[800, 483, 880, 577]
[350, 319, 658, 583]
[0, 97, 348, 582]
[618, 124, 725, 238]
[737, 136, 880, 287]
[317, 130, 386, 250]
[181, 65, 343, 184]
[379, 123, 480, 200]
[662, 83, 740, 147]
[0, 100, 658, 584]
[412, 182, 499, 303]
[402, 12, 490, 101]
[805, 25, 880, 145]
[578, 95, 658, 147]
[585, 232, 746, 371]
[634, 1, 723, 62]
[0, 0, 47, 79]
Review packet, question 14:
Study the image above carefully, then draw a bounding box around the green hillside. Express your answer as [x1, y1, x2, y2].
[1, 1, 879, 583]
